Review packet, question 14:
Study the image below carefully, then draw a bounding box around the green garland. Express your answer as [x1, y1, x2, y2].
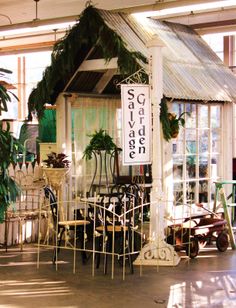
[28, 5, 147, 119]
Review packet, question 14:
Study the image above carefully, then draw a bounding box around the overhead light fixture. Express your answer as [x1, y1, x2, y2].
[0, 14, 12, 25]
[33, 0, 40, 22]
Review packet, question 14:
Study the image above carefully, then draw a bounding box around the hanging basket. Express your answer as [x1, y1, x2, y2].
[170, 129, 179, 139]
[43, 167, 70, 189]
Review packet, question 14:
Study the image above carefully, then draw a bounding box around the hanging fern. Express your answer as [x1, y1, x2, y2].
[160, 97, 188, 141]
[27, 5, 147, 119]
[160, 97, 172, 141]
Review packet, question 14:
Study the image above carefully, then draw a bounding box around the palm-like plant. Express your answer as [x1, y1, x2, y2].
[0, 122, 23, 222]
[0, 68, 18, 115]
[0, 68, 23, 222]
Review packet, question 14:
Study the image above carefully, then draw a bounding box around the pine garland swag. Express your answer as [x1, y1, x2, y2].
[27, 5, 147, 119]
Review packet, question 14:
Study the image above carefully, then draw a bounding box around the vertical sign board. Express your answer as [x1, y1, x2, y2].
[121, 84, 151, 165]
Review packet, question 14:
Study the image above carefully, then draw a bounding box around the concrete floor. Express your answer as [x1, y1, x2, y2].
[0, 244, 236, 308]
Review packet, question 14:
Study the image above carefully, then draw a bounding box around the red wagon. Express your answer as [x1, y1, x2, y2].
[166, 206, 229, 258]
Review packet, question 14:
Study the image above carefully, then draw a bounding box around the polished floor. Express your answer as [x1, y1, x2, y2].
[0, 244, 236, 308]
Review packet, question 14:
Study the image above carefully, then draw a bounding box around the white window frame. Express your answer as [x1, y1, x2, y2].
[169, 101, 223, 207]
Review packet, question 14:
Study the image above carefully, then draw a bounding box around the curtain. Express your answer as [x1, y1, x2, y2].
[71, 96, 121, 197]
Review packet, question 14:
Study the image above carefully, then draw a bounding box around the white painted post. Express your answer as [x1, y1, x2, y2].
[134, 35, 180, 266]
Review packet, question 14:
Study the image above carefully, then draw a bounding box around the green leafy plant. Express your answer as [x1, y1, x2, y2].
[0, 68, 18, 115]
[168, 112, 186, 138]
[160, 97, 189, 141]
[83, 129, 119, 160]
[0, 121, 23, 222]
[43, 152, 70, 168]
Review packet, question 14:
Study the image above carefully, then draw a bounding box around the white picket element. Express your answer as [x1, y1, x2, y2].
[27, 162, 33, 175]
[21, 163, 27, 175]
[8, 164, 15, 177]
[34, 162, 44, 180]
[4, 160, 46, 248]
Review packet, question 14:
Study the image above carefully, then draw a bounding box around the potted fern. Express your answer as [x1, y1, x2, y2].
[83, 129, 119, 160]
[83, 129, 120, 195]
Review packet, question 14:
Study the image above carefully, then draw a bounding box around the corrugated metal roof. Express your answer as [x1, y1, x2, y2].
[100, 10, 236, 102]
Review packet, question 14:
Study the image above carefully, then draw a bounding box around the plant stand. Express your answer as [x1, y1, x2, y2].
[88, 150, 112, 196]
[43, 168, 70, 220]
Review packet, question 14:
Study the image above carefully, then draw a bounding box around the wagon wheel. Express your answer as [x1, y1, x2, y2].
[166, 234, 181, 251]
[186, 238, 199, 259]
[216, 231, 229, 252]
[166, 234, 175, 246]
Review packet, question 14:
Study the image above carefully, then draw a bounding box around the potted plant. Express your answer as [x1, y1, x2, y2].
[43, 152, 71, 189]
[168, 112, 186, 139]
[83, 129, 120, 195]
[43, 152, 70, 168]
[160, 97, 189, 141]
[83, 128, 119, 160]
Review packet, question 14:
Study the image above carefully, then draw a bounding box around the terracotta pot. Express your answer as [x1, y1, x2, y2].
[171, 130, 179, 138]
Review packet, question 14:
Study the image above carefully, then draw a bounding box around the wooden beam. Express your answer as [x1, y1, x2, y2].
[93, 69, 117, 94]
[0, 41, 54, 54]
[159, 7, 236, 28]
[78, 58, 118, 72]
[0, 15, 77, 32]
[197, 25, 236, 35]
[112, 0, 221, 14]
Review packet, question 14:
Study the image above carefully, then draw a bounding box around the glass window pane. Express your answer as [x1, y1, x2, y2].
[186, 140, 196, 154]
[199, 180, 208, 202]
[173, 160, 183, 181]
[211, 105, 221, 128]
[172, 102, 184, 117]
[172, 139, 184, 154]
[199, 155, 208, 178]
[212, 128, 221, 153]
[211, 155, 220, 180]
[186, 182, 196, 203]
[186, 155, 196, 178]
[198, 105, 208, 128]
[185, 104, 196, 128]
[173, 182, 183, 205]
[185, 129, 196, 154]
[199, 129, 208, 153]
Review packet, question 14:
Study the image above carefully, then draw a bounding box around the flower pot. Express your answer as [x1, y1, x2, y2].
[43, 167, 70, 189]
[171, 130, 179, 139]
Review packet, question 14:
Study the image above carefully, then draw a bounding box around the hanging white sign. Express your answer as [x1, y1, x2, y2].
[121, 84, 151, 166]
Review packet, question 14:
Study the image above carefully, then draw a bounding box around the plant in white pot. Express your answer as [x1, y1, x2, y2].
[43, 152, 70, 189]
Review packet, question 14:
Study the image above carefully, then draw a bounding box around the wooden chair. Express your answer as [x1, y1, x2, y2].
[43, 186, 90, 264]
[94, 187, 141, 274]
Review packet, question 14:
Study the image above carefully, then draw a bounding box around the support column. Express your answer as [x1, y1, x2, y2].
[134, 35, 180, 266]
